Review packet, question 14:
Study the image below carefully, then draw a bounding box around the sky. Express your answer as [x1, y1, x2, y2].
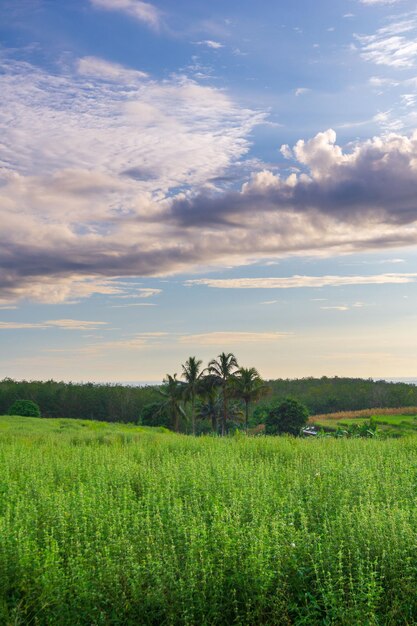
[1, 0, 417, 383]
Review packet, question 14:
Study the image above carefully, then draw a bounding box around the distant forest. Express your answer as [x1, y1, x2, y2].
[1, 376, 417, 424]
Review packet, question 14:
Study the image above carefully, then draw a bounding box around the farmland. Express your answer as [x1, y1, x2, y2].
[310, 407, 417, 437]
[1, 415, 416, 625]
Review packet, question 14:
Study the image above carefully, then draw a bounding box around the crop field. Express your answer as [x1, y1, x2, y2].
[0, 415, 416, 625]
[310, 408, 417, 437]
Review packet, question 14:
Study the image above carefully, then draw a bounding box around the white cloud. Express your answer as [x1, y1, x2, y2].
[90, 0, 161, 28]
[373, 110, 404, 131]
[137, 288, 162, 298]
[295, 87, 311, 96]
[0, 319, 108, 331]
[45, 319, 108, 330]
[0, 322, 47, 330]
[357, 14, 417, 68]
[186, 273, 417, 290]
[77, 56, 148, 81]
[195, 40, 224, 49]
[0, 276, 127, 305]
[320, 306, 349, 311]
[401, 93, 417, 107]
[369, 76, 399, 88]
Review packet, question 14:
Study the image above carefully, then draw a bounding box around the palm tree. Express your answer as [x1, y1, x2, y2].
[197, 374, 222, 433]
[181, 356, 203, 436]
[208, 352, 239, 435]
[158, 374, 186, 432]
[232, 367, 266, 432]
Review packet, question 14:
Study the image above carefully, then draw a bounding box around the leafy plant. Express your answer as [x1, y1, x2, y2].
[335, 419, 378, 438]
[8, 399, 41, 417]
[265, 397, 309, 435]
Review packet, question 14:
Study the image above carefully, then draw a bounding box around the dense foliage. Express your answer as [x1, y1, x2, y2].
[0, 377, 160, 422]
[1, 375, 417, 427]
[264, 376, 417, 414]
[8, 399, 41, 417]
[265, 398, 309, 435]
[0, 415, 416, 625]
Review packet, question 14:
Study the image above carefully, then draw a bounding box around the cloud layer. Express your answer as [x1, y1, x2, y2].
[3, 54, 417, 304]
[186, 273, 417, 290]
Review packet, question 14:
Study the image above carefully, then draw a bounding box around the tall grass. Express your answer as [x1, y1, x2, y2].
[0, 416, 416, 625]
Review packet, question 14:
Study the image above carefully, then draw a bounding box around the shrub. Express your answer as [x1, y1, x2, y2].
[8, 399, 41, 417]
[265, 397, 309, 436]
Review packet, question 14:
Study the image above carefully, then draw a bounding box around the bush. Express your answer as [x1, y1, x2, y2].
[8, 399, 41, 417]
[265, 397, 308, 436]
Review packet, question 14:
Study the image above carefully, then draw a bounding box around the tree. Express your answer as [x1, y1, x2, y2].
[140, 402, 171, 428]
[265, 398, 309, 436]
[158, 374, 186, 432]
[232, 367, 266, 432]
[208, 352, 239, 435]
[181, 356, 203, 436]
[196, 374, 221, 433]
[8, 399, 41, 417]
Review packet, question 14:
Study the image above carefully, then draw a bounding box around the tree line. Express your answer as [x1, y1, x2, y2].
[1, 371, 417, 430]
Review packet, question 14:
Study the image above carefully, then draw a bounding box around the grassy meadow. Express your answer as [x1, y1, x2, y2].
[1, 415, 416, 625]
[310, 408, 417, 437]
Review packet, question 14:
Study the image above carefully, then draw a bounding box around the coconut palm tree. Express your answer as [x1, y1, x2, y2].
[158, 374, 186, 432]
[208, 352, 239, 435]
[197, 374, 222, 433]
[181, 356, 203, 436]
[232, 367, 266, 432]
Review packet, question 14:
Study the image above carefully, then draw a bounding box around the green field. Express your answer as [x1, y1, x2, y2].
[310, 412, 417, 437]
[1, 415, 416, 625]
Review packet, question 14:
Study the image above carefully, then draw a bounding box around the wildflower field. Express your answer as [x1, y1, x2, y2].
[0, 415, 416, 625]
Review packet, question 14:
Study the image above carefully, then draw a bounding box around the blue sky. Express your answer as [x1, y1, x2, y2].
[1, 0, 417, 382]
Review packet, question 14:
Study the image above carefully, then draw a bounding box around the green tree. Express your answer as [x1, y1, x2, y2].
[233, 367, 266, 432]
[181, 356, 203, 436]
[265, 397, 309, 436]
[196, 374, 221, 433]
[8, 399, 41, 417]
[208, 352, 239, 435]
[158, 374, 186, 432]
[140, 402, 171, 428]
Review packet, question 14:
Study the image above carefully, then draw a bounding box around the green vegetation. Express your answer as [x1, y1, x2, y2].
[207, 352, 239, 435]
[265, 397, 309, 435]
[8, 398, 41, 417]
[2, 376, 417, 427]
[311, 411, 417, 437]
[0, 414, 416, 625]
